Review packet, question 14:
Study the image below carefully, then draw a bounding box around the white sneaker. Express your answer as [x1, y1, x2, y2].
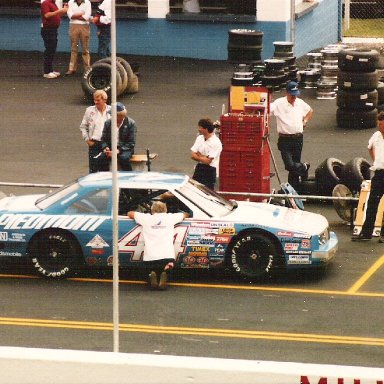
[52, 71, 60, 77]
[43, 72, 57, 79]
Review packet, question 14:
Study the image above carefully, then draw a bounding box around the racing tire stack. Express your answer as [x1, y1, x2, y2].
[81, 56, 139, 100]
[227, 29, 263, 65]
[336, 48, 380, 129]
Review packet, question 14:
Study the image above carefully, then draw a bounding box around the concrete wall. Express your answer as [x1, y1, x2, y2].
[0, 0, 340, 60]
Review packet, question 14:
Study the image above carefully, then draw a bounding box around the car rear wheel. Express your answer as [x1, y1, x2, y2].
[229, 233, 278, 279]
[28, 230, 83, 278]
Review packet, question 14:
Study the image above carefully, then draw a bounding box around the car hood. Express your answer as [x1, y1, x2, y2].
[0, 194, 45, 213]
[225, 201, 328, 235]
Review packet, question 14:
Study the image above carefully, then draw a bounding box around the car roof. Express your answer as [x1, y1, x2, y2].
[77, 171, 190, 190]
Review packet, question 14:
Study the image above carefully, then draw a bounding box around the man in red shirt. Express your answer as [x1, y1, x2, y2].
[41, 0, 68, 79]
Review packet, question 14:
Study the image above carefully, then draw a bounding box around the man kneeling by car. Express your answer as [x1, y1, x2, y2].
[128, 201, 189, 290]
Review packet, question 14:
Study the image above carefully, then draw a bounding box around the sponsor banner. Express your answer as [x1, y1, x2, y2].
[86, 234, 109, 248]
[284, 243, 300, 251]
[0, 214, 107, 232]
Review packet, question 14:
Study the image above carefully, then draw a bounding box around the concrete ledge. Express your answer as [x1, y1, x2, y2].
[0, 346, 383, 384]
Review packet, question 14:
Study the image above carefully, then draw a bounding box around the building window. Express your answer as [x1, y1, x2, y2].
[169, 0, 256, 16]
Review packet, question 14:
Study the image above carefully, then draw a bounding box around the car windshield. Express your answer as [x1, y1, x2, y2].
[35, 181, 81, 210]
[176, 179, 236, 217]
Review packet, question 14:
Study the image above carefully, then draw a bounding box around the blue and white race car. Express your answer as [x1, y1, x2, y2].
[0, 172, 337, 279]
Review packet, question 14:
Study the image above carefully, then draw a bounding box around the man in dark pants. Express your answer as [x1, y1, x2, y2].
[40, 0, 68, 78]
[270, 81, 313, 190]
[352, 112, 384, 242]
[101, 102, 137, 171]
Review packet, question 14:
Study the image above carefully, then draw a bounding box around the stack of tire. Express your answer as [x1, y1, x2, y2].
[81, 56, 139, 100]
[315, 48, 340, 99]
[272, 41, 298, 82]
[298, 52, 322, 89]
[227, 29, 263, 65]
[336, 48, 380, 129]
[296, 156, 371, 198]
[260, 59, 286, 91]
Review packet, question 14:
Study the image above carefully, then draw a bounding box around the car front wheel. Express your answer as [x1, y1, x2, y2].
[28, 230, 83, 278]
[229, 233, 279, 279]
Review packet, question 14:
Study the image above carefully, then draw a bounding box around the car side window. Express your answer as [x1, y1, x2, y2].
[65, 189, 110, 215]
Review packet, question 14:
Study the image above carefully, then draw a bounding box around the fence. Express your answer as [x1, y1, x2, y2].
[343, 0, 384, 38]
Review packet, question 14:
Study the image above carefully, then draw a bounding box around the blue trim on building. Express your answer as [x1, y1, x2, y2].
[0, 0, 339, 61]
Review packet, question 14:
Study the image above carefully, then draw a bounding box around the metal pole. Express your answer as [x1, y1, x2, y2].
[110, 0, 120, 353]
[344, 0, 350, 31]
[290, 0, 295, 44]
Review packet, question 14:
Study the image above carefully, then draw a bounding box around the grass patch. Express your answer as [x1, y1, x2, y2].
[343, 18, 384, 38]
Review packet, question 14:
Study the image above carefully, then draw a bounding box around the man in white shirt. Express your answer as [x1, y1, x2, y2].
[190, 118, 222, 190]
[352, 111, 384, 242]
[270, 81, 313, 190]
[128, 202, 189, 290]
[65, 0, 92, 75]
[79, 90, 111, 173]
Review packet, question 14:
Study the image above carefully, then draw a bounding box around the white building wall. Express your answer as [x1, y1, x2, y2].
[257, 0, 291, 21]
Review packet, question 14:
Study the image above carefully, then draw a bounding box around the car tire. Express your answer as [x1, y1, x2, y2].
[228, 233, 279, 279]
[94, 58, 128, 96]
[336, 88, 378, 111]
[28, 230, 83, 278]
[337, 70, 379, 91]
[338, 48, 380, 72]
[81, 62, 123, 99]
[336, 108, 378, 129]
[296, 176, 318, 196]
[341, 157, 371, 193]
[315, 158, 345, 196]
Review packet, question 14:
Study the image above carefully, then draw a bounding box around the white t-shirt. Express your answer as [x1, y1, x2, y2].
[368, 130, 384, 171]
[270, 96, 312, 135]
[190, 134, 222, 169]
[134, 212, 185, 261]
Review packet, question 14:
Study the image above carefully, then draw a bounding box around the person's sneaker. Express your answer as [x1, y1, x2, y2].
[52, 71, 61, 77]
[158, 271, 168, 290]
[43, 72, 57, 79]
[149, 271, 158, 289]
[351, 233, 371, 242]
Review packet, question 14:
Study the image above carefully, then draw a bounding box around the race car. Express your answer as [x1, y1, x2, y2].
[0, 171, 338, 279]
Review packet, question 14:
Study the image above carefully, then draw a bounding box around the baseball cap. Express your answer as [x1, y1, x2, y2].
[286, 81, 300, 96]
[116, 102, 126, 112]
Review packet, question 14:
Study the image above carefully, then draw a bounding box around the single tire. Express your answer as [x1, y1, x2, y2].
[341, 157, 371, 193]
[28, 230, 83, 278]
[315, 158, 345, 196]
[338, 48, 380, 72]
[332, 184, 354, 223]
[337, 70, 379, 91]
[81, 62, 123, 99]
[228, 233, 279, 279]
[336, 108, 378, 129]
[95, 58, 127, 96]
[336, 88, 378, 110]
[296, 176, 318, 196]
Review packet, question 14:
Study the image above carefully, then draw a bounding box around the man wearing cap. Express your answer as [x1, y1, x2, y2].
[101, 102, 137, 171]
[270, 81, 313, 190]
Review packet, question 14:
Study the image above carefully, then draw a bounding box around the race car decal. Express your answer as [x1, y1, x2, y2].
[86, 234, 109, 248]
[0, 214, 107, 232]
[118, 225, 189, 262]
[288, 254, 311, 264]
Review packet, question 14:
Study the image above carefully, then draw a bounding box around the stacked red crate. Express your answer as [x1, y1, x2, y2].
[219, 113, 270, 201]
